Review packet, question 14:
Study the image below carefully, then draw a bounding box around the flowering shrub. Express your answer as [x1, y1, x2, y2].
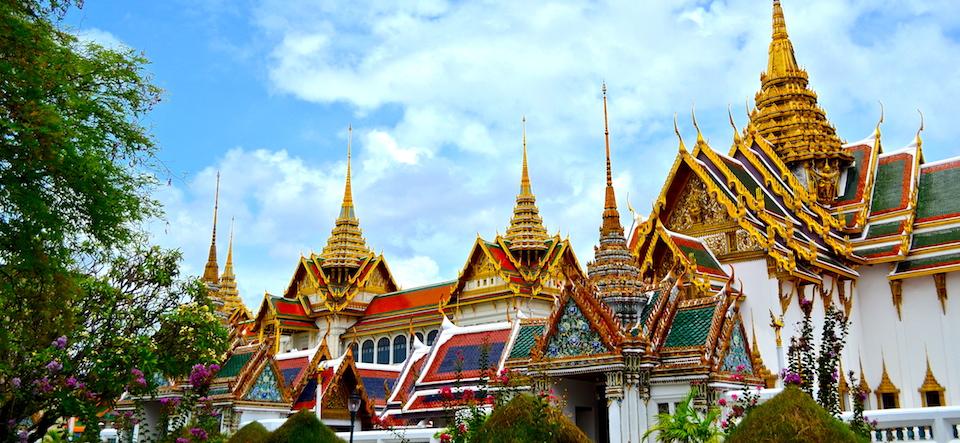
[718, 366, 760, 435]
[846, 371, 877, 439]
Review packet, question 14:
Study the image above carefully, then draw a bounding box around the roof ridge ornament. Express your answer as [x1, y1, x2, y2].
[691, 103, 706, 146]
[674, 113, 687, 152]
[915, 109, 925, 148]
[875, 101, 884, 138]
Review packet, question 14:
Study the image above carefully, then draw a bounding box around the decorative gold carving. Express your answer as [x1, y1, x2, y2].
[837, 279, 853, 318]
[769, 309, 784, 347]
[735, 229, 761, 252]
[889, 280, 903, 321]
[777, 280, 792, 315]
[876, 356, 901, 408]
[703, 233, 729, 256]
[666, 176, 730, 233]
[366, 266, 388, 292]
[919, 353, 946, 407]
[934, 273, 948, 315]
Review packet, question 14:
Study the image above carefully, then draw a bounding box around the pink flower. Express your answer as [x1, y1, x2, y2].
[189, 427, 207, 441]
[731, 394, 738, 401]
[440, 433, 452, 443]
[52, 336, 67, 350]
[176, 438, 189, 443]
[458, 423, 467, 433]
[462, 389, 474, 401]
[718, 398, 727, 406]
[439, 386, 453, 400]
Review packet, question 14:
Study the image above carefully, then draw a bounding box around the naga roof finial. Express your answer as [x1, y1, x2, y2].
[674, 113, 687, 152]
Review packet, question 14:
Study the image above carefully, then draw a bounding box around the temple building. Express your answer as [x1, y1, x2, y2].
[119, 1, 960, 441]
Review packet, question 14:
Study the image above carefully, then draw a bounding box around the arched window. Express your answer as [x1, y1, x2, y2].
[427, 330, 439, 346]
[393, 336, 407, 363]
[361, 340, 374, 363]
[377, 337, 391, 364]
[349, 342, 359, 359]
[415, 332, 424, 344]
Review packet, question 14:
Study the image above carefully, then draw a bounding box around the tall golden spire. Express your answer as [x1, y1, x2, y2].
[217, 218, 246, 318]
[202, 171, 221, 285]
[601, 83, 623, 237]
[753, 0, 848, 202]
[320, 125, 373, 270]
[588, 83, 644, 326]
[504, 116, 550, 254]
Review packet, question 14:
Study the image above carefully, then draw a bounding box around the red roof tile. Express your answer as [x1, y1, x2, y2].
[364, 282, 454, 316]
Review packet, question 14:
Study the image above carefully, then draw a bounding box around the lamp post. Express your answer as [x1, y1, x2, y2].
[347, 390, 361, 443]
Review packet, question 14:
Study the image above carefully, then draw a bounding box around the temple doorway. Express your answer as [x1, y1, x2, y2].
[555, 375, 609, 442]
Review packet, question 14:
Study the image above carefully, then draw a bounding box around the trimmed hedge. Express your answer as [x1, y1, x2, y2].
[264, 410, 345, 443]
[228, 421, 270, 443]
[726, 386, 867, 443]
[473, 394, 590, 443]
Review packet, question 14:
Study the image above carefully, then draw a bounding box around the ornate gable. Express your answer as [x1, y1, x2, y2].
[665, 174, 734, 235]
[543, 298, 610, 358]
[244, 363, 284, 402]
[720, 320, 753, 374]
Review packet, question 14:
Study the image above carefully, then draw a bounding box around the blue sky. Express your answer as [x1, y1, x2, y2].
[66, 0, 960, 309]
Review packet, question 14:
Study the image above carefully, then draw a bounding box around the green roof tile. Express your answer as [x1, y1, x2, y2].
[509, 324, 544, 359]
[912, 226, 960, 249]
[895, 251, 960, 274]
[218, 352, 253, 378]
[639, 290, 662, 325]
[917, 164, 960, 221]
[664, 305, 717, 348]
[871, 157, 908, 214]
[865, 221, 902, 239]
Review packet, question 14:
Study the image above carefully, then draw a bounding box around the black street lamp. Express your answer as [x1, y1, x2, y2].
[347, 389, 361, 443]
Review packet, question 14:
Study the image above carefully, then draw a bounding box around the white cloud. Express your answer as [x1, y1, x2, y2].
[389, 256, 443, 289]
[74, 28, 127, 50]
[153, 0, 960, 311]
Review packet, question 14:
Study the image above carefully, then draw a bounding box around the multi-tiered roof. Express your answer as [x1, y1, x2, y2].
[320, 126, 374, 271]
[504, 118, 551, 255]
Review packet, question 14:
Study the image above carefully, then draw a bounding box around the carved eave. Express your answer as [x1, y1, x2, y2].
[284, 253, 398, 314]
[317, 349, 376, 427]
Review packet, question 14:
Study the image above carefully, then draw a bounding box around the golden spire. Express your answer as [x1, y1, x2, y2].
[752, 0, 846, 167]
[320, 125, 373, 270]
[217, 218, 246, 318]
[588, 83, 644, 325]
[601, 83, 623, 237]
[505, 116, 550, 253]
[202, 171, 221, 285]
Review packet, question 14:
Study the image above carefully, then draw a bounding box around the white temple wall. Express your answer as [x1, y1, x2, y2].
[855, 266, 959, 408]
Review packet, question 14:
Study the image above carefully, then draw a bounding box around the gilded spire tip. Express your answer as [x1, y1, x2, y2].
[915, 109, 925, 147]
[874, 101, 884, 137]
[603, 84, 612, 187]
[202, 171, 221, 284]
[691, 103, 705, 145]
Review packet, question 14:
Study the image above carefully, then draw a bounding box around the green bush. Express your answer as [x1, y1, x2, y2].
[726, 386, 867, 443]
[472, 394, 590, 443]
[228, 421, 270, 443]
[265, 410, 345, 443]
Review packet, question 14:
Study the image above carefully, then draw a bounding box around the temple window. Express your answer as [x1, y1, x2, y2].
[377, 337, 391, 364]
[427, 330, 439, 346]
[393, 335, 407, 363]
[657, 403, 669, 415]
[875, 360, 900, 409]
[415, 332, 424, 344]
[919, 357, 946, 407]
[361, 340, 374, 363]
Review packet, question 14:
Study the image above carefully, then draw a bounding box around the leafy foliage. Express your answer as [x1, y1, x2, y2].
[846, 371, 877, 439]
[725, 386, 866, 443]
[0, 1, 228, 440]
[227, 422, 270, 443]
[816, 305, 849, 416]
[471, 394, 589, 443]
[265, 410, 344, 443]
[643, 390, 722, 443]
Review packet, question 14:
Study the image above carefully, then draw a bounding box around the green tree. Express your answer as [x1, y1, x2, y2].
[0, 1, 228, 440]
[643, 391, 723, 443]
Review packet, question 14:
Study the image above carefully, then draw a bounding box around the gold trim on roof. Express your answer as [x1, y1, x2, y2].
[875, 354, 900, 408]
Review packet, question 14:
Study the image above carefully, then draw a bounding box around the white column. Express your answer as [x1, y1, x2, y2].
[624, 385, 641, 443]
[607, 398, 622, 443]
[636, 395, 649, 442]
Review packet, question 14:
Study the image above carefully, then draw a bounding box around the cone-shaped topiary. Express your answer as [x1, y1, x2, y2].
[472, 394, 591, 443]
[265, 410, 345, 443]
[726, 386, 867, 443]
[228, 421, 270, 443]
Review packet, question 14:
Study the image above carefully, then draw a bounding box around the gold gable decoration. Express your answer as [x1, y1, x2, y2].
[919, 354, 946, 407]
[875, 356, 901, 409]
[665, 175, 731, 234]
